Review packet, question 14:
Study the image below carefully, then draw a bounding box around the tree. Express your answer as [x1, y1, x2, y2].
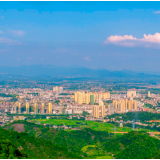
[82, 111, 90, 117]
[0, 140, 27, 159]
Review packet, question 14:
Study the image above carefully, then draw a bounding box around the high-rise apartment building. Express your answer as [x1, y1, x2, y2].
[41, 103, 45, 114]
[11, 106, 17, 114]
[53, 86, 59, 92]
[101, 105, 105, 117]
[26, 102, 29, 114]
[77, 92, 82, 104]
[117, 101, 123, 112]
[133, 101, 137, 110]
[108, 104, 114, 115]
[74, 92, 78, 102]
[53, 86, 63, 93]
[90, 95, 94, 105]
[125, 99, 128, 110]
[59, 87, 63, 93]
[92, 105, 106, 118]
[113, 100, 118, 110]
[48, 102, 52, 114]
[85, 93, 90, 104]
[99, 100, 104, 106]
[18, 103, 21, 114]
[92, 105, 99, 118]
[127, 90, 136, 98]
[35, 103, 38, 114]
[148, 91, 150, 97]
[113, 99, 138, 112]
[128, 100, 132, 110]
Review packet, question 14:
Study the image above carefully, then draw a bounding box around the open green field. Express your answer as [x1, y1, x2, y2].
[30, 119, 151, 133]
[81, 145, 113, 159]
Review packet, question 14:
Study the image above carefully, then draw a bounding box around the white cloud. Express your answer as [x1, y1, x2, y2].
[105, 35, 137, 43]
[10, 30, 25, 36]
[141, 33, 160, 43]
[104, 33, 160, 48]
[154, 11, 160, 14]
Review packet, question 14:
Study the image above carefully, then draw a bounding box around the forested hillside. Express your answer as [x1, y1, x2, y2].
[103, 131, 160, 159]
[0, 140, 27, 159]
[2, 121, 160, 159]
[0, 126, 82, 159]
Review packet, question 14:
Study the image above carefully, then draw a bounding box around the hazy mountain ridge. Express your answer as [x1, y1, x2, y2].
[0, 65, 159, 78]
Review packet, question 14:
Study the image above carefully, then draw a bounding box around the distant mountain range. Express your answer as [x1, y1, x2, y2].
[0, 65, 159, 79]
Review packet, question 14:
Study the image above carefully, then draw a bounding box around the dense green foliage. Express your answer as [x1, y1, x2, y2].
[105, 100, 113, 104]
[0, 93, 18, 97]
[0, 140, 27, 159]
[82, 111, 90, 116]
[140, 88, 160, 95]
[59, 93, 70, 95]
[108, 111, 160, 122]
[0, 93, 18, 102]
[103, 131, 160, 159]
[0, 125, 81, 159]
[54, 100, 60, 104]
[144, 103, 154, 108]
[3, 121, 160, 159]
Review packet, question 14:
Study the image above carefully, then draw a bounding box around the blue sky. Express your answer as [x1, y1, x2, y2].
[1, 1, 160, 73]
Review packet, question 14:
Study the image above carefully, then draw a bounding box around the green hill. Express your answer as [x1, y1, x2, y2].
[0, 140, 27, 159]
[103, 131, 160, 159]
[3, 121, 160, 159]
[4, 121, 112, 158]
[0, 126, 82, 159]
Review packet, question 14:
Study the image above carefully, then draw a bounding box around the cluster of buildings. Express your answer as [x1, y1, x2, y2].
[53, 86, 63, 93]
[1, 84, 157, 121]
[113, 99, 137, 112]
[127, 90, 136, 98]
[74, 91, 110, 105]
[11, 102, 56, 114]
[9, 89, 140, 119]
[92, 105, 105, 119]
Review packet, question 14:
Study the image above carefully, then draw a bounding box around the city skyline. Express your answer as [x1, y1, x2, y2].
[1, 2, 160, 73]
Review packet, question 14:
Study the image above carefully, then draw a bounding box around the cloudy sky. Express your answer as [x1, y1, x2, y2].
[1, 1, 160, 73]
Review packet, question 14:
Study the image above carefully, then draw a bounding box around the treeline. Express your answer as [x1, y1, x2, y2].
[0, 93, 17, 97]
[108, 111, 160, 122]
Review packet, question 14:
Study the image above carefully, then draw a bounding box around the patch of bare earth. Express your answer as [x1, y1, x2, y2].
[11, 124, 25, 133]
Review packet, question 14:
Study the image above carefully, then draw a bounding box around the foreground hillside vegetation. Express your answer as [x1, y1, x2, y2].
[2, 121, 160, 159]
[0, 125, 82, 158]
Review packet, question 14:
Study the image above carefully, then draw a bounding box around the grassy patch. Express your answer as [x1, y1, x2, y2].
[30, 119, 136, 133]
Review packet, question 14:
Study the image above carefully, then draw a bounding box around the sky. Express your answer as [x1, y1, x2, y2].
[1, 1, 160, 73]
